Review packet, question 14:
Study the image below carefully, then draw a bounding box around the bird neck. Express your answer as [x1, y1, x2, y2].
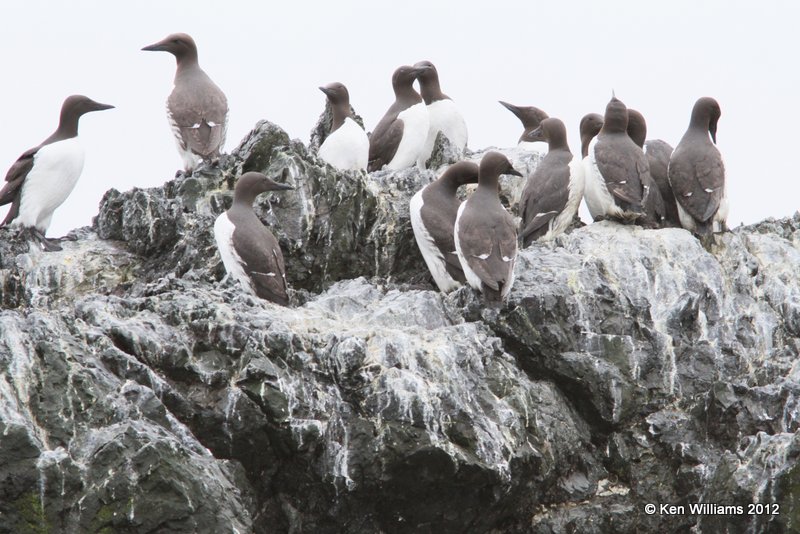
[330, 102, 351, 132]
[477, 177, 500, 195]
[53, 109, 82, 141]
[175, 53, 201, 78]
[580, 135, 594, 158]
[419, 77, 444, 105]
[689, 108, 710, 132]
[548, 130, 569, 152]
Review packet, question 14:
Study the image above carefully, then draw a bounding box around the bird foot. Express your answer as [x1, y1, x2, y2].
[19, 227, 63, 251]
[40, 238, 64, 252]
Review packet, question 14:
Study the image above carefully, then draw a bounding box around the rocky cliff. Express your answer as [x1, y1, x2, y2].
[0, 120, 798, 533]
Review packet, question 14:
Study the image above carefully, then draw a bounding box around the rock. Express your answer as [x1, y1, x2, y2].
[2, 118, 800, 533]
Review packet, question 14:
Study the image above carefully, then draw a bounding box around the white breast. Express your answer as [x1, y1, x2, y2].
[387, 102, 429, 170]
[417, 99, 468, 167]
[214, 212, 255, 295]
[318, 118, 369, 171]
[410, 188, 460, 293]
[583, 138, 622, 221]
[14, 138, 85, 233]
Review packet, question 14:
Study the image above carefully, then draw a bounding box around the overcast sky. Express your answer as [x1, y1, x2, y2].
[1, 1, 798, 236]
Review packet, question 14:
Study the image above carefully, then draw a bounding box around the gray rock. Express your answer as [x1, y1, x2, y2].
[2, 118, 800, 533]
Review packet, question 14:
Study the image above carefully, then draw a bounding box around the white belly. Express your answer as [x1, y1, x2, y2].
[387, 102, 429, 170]
[14, 138, 85, 233]
[583, 138, 622, 221]
[214, 212, 255, 295]
[318, 118, 369, 171]
[417, 99, 468, 167]
[410, 188, 460, 292]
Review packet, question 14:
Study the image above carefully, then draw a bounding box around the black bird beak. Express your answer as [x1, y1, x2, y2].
[93, 102, 115, 111]
[142, 39, 169, 52]
[319, 86, 335, 98]
[506, 168, 523, 177]
[499, 101, 519, 113]
[709, 118, 718, 144]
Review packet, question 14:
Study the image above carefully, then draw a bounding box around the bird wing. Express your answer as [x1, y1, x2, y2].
[669, 142, 725, 223]
[593, 138, 646, 210]
[419, 195, 465, 280]
[458, 208, 516, 292]
[168, 74, 228, 158]
[368, 110, 404, 172]
[232, 224, 289, 305]
[0, 146, 38, 225]
[520, 156, 570, 243]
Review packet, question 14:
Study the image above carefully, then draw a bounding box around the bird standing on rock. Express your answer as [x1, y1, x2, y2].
[410, 161, 480, 292]
[625, 109, 667, 228]
[455, 151, 521, 306]
[519, 118, 584, 246]
[668, 97, 727, 237]
[413, 60, 468, 168]
[0, 95, 114, 251]
[143, 32, 228, 175]
[584, 95, 649, 223]
[214, 172, 293, 305]
[368, 65, 429, 172]
[317, 82, 369, 171]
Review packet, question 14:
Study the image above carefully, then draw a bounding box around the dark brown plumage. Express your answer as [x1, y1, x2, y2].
[143, 33, 228, 173]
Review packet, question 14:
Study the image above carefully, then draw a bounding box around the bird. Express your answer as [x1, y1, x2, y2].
[668, 97, 726, 237]
[579, 112, 606, 221]
[317, 82, 369, 171]
[584, 95, 649, 223]
[643, 139, 679, 227]
[518, 118, 585, 246]
[499, 101, 549, 150]
[0, 95, 114, 251]
[368, 65, 429, 172]
[410, 161, 479, 292]
[214, 172, 293, 305]
[142, 32, 228, 175]
[455, 151, 521, 306]
[413, 60, 468, 168]
[626, 109, 667, 228]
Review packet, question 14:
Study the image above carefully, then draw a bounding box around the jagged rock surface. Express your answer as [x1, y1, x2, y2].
[0, 119, 798, 533]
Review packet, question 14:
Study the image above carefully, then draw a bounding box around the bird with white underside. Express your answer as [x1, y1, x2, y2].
[214, 172, 293, 306]
[455, 151, 521, 306]
[519, 117, 585, 246]
[317, 82, 369, 171]
[0, 95, 113, 251]
[410, 160, 479, 292]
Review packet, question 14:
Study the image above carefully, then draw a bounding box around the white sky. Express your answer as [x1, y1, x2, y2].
[1, 1, 798, 236]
